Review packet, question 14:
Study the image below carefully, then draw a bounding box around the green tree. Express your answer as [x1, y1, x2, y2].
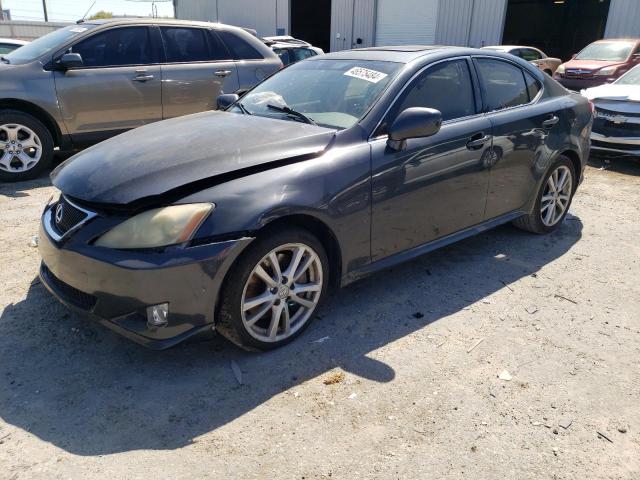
[88, 10, 113, 20]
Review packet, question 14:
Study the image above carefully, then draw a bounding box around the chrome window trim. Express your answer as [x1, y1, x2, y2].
[43, 196, 97, 243]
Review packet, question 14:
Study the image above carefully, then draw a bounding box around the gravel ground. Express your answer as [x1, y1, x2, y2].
[0, 158, 639, 479]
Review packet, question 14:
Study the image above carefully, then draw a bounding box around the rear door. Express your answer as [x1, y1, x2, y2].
[53, 25, 162, 142]
[474, 57, 560, 219]
[371, 58, 492, 259]
[159, 26, 239, 119]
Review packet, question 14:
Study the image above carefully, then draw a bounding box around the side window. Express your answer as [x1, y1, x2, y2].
[476, 58, 529, 111]
[0, 44, 16, 54]
[520, 48, 542, 61]
[391, 59, 476, 122]
[274, 48, 291, 65]
[218, 30, 263, 60]
[72, 27, 151, 67]
[524, 70, 542, 101]
[510, 49, 523, 59]
[160, 27, 210, 62]
[292, 48, 316, 62]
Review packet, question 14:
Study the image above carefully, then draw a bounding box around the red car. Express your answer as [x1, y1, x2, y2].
[554, 39, 640, 90]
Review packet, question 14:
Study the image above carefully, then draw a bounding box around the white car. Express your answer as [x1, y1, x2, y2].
[263, 36, 324, 66]
[582, 65, 640, 157]
[0, 38, 28, 55]
[482, 45, 562, 76]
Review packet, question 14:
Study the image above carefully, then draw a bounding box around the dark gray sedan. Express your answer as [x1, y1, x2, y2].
[39, 46, 593, 350]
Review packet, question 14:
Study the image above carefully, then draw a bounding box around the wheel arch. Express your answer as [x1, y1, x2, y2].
[559, 149, 582, 191]
[0, 99, 63, 147]
[258, 214, 343, 288]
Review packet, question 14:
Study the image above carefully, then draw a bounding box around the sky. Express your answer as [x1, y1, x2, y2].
[2, 0, 174, 22]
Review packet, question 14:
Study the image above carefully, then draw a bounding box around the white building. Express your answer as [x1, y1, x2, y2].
[173, 0, 640, 60]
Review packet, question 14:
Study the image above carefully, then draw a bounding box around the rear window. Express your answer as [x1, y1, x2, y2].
[161, 27, 210, 62]
[524, 71, 542, 101]
[218, 30, 263, 60]
[476, 58, 529, 111]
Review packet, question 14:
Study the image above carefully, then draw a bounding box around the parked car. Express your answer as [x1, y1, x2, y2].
[554, 38, 640, 91]
[39, 46, 592, 350]
[582, 64, 640, 157]
[0, 38, 29, 55]
[482, 45, 561, 75]
[263, 36, 323, 66]
[0, 19, 281, 182]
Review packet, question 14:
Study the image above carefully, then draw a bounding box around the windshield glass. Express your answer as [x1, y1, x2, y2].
[234, 59, 403, 129]
[575, 41, 634, 61]
[4, 24, 97, 64]
[616, 65, 640, 85]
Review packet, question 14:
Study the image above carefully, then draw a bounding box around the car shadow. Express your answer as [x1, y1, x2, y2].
[588, 154, 640, 176]
[0, 151, 74, 198]
[0, 217, 582, 455]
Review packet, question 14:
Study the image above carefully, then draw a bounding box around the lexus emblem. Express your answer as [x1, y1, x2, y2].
[55, 203, 64, 224]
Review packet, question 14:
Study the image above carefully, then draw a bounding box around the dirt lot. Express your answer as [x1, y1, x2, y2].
[0, 158, 639, 479]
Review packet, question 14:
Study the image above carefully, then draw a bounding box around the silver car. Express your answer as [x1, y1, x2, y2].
[482, 45, 562, 76]
[0, 19, 281, 182]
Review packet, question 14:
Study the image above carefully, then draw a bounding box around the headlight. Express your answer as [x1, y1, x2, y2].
[95, 203, 214, 249]
[556, 64, 565, 75]
[595, 66, 617, 76]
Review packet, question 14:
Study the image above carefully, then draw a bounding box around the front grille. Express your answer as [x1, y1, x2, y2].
[592, 139, 640, 152]
[51, 197, 88, 236]
[564, 69, 594, 78]
[593, 118, 640, 137]
[595, 106, 640, 119]
[41, 264, 97, 311]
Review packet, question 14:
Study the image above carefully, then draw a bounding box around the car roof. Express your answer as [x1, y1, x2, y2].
[0, 37, 29, 45]
[80, 18, 243, 29]
[482, 45, 539, 51]
[313, 45, 490, 63]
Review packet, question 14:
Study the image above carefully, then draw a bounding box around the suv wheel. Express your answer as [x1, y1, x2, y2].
[0, 110, 53, 182]
[513, 155, 576, 234]
[217, 227, 329, 350]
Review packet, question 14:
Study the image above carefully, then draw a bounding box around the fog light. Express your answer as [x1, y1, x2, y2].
[146, 303, 169, 328]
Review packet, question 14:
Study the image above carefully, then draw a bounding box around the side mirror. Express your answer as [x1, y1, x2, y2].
[217, 93, 240, 110]
[58, 52, 83, 70]
[387, 107, 442, 151]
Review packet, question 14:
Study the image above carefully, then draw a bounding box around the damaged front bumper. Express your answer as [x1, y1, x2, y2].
[38, 203, 253, 349]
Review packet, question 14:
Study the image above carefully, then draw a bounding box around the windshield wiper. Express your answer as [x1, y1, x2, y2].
[266, 104, 317, 125]
[0, 56, 10, 64]
[236, 101, 252, 115]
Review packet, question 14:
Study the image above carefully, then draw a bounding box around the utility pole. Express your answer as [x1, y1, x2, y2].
[42, 0, 49, 22]
[0, 0, 5, 21]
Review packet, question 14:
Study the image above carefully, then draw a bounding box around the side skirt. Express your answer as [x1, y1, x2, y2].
[342, 211, 524, 286]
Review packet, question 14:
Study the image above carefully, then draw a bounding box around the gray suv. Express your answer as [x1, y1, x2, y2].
[0, 19, 281, 182]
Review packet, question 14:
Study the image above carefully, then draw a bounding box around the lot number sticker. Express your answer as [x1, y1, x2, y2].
[344, 67, 388, 83]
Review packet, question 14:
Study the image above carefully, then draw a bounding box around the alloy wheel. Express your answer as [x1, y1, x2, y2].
[0, 123, 43, 173]
[540, 165, 572, 227]
[241, 242, 323, 343]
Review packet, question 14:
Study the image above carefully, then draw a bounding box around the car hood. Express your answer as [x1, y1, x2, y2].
[52, 111, 336, 206]
[582, 83, 640, 102]
[562, 59, 626, 72]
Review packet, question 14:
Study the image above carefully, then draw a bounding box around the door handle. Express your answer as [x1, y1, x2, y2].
[214, 70, 232, 77]
[542, 115, 559, 128]
[132, 74, 154, 82]
[466, 134, 492, 150]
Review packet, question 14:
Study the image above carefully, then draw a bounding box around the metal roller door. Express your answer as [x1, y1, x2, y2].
[375, 0, 439, 47]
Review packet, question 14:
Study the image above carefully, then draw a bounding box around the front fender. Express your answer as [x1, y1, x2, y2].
[179, 143, 373, 278]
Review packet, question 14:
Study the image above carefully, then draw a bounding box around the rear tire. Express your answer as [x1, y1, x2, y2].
[217, 226, 329, 350]
[513, 155, 576, 234]
[0, 110, 53, 182]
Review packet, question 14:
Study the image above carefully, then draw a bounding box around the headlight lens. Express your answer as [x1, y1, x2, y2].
[556, 64, 565, 75]
[595, 66, 617, 76]
[95, 203, 214, 249]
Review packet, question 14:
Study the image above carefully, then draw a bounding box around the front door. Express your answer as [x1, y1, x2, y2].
[54, 26, 162, 143]
[159, 26, 239, 119]
[371, 58, 492, 260]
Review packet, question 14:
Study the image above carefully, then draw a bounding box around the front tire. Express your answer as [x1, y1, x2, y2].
[217, 226, 329, 350]
[0, 110, 53, 182]
[513, 155, 576, 234]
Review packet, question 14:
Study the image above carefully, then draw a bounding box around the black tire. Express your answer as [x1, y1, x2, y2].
[217, 226, 330, 350]
[513, 155, 576, 234]
[0, 110, 54, 182]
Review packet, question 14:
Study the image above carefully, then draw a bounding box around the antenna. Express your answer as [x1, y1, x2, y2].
[79, 0, 97, 23]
